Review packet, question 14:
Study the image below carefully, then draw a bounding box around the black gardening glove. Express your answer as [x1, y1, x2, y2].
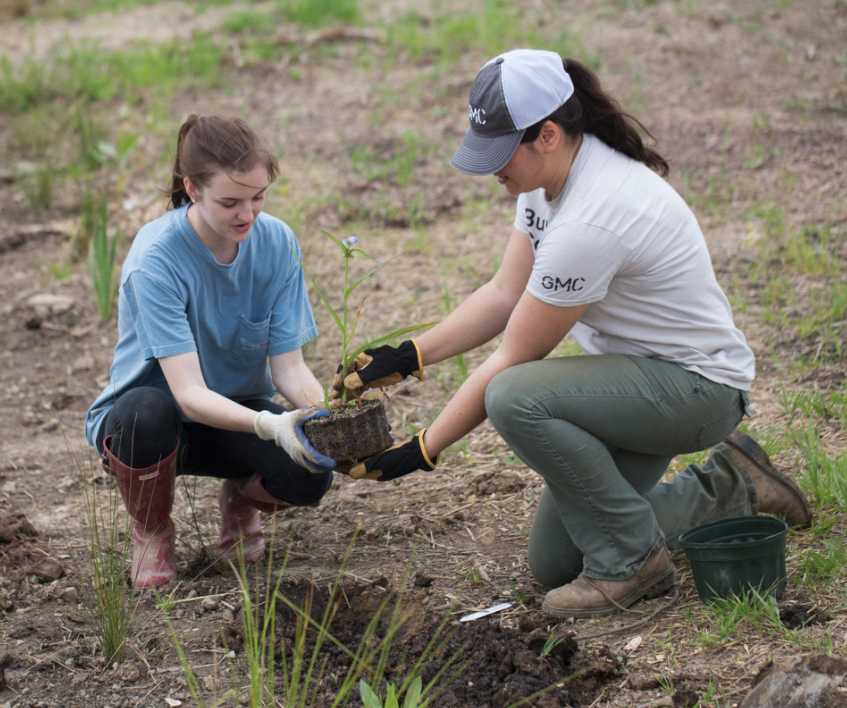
[346, 429, 440, 481]
[332, 339, 423, 396]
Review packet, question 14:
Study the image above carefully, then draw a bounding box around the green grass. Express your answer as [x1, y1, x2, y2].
[771, 384, 847, 511]
[385, 0, 544, 67]
[88, 198, 121, 321]
[15, 162, 53, 211]
[67, 440, 137, 666]
[347, 131, 425, 187]
[163, 535, 469, 708]
[796, 538, 847, 590]
[0, 36, 225, 113]
[788, 423, 847, 511]
[731, 218, 847, 370]
[777, 386, 847, 427]
[278, 0, 360, 27]
[1, 33, 226, 238]
[16, 0, 174, 21]
[690, 588, 788, 647]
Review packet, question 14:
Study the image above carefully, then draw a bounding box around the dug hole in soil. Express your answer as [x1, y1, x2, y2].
[222, 576, 608, 708]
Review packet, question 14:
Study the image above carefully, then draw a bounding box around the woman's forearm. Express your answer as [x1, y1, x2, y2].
[270, 351, 326, 409]
[177, 385, 259, 432]
[421, 350, 512, 455]
[416, 282, 517, 366]
[420, 294, 588, 458]
[159, 351, 263, 432]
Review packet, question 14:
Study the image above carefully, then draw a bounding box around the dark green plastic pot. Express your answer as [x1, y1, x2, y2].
[679, 516, 788, 603]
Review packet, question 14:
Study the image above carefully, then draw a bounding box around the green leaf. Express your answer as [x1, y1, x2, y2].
[96, 140, 117, 158]
[403, 676, 423, 708]
[385, 684, 399, 708]
[360, 679, 383, 708]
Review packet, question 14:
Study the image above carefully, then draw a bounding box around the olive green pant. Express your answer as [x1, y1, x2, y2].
[485, 355, 754, 586]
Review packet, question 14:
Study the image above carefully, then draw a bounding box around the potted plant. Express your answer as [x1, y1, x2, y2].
[294, 227, 433, 468]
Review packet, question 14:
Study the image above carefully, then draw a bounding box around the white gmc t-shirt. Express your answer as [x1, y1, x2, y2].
[514, 134, 754, 389]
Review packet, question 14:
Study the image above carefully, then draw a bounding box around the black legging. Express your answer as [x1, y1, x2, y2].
[96, 387, 332, 505]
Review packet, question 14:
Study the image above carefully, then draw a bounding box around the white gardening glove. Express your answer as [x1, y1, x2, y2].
[253, 408, 337, 473]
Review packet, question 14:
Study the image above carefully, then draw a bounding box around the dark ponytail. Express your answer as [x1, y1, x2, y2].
[161, 114, 281, 210]
[522, 58, 669, 178]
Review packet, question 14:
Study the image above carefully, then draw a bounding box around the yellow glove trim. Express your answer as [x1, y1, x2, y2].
[409, 339, 425, 382]
[415, 428, 441, 469]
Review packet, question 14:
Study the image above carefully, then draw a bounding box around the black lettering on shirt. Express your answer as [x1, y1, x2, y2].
[524, 208, 548, 232]
[541, 275, 586, 293]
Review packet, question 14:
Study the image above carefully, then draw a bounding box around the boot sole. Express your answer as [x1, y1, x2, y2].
[722, 430, 813, 527]
[541, 566, 676, 620]
[131, 565, 178, 589]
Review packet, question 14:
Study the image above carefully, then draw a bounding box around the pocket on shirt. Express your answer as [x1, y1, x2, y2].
[233, 314, 271, 368]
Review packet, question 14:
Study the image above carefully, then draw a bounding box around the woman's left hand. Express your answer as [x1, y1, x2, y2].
[254, 408, 337, 473]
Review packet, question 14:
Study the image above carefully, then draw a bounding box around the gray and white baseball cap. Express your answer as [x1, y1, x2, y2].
[451, 49, 574, 176]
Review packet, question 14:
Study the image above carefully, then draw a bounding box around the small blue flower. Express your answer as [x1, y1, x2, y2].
[342, 235, 359, 248]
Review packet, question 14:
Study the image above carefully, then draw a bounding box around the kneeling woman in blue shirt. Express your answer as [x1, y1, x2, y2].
[85, 115, 335, 588]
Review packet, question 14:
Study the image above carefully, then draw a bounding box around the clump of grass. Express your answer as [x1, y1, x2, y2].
[797, 538, 847, 590]
[778, 385, 847, 425]
[789, 422, 847, 511]
[162, 531, 469, 707]
[385, 0, 543, 66]
[690, 587, 787, 647]
[279, 0, 360, 27]
[741, 220, 847, 368]
[16, 163, 54, 212]
[347, 132, 423, 188]
[66, 438, 136, 666]
[89, 197, 121, 322]
[0, 34, 226, 115]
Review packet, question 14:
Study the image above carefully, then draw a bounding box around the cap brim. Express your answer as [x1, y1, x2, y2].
[450, 128, 525, 176]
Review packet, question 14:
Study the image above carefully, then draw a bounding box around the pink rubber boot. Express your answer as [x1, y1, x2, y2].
[218, 474, 293, 564]
[103, 436, 179, 589]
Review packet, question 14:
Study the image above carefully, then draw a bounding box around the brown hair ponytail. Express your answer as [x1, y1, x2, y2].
[522, 58, 669, 178]
[161, 114, 281, 210]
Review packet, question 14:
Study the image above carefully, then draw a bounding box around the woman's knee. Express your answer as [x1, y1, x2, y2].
[115, 388, 180, 436]
[263, 469, 333, 506]
[527, 489, 584, 587]
[528, 540, 582, 588]
[110, 388, 181, 464]
[485, 366, 529, 433]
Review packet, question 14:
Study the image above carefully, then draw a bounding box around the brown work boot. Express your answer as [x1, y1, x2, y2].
[541, 543, 676, 619]
[719, 429, 813, 528]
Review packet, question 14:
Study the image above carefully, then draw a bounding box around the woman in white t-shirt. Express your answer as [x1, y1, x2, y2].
[333, 50, 812, 618]
[86, 115, 337, 589]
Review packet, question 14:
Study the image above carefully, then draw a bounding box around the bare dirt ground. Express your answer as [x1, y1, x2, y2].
[1, 1, 846, 707]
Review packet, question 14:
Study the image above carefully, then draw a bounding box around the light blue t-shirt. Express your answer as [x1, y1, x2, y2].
[85, 204, 318, 446]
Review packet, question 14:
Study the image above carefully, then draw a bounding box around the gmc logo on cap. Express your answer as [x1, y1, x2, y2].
[468, 106, 486, 124]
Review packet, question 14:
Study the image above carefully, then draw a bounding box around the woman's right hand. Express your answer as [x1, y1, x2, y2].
[253, 409, 337, 473]
[344, 429, 440, 481]
[332, 339, 424, 396]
